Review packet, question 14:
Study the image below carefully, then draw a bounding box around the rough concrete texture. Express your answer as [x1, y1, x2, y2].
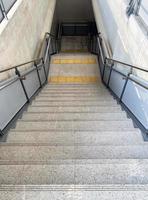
[0, 0, 56, 80]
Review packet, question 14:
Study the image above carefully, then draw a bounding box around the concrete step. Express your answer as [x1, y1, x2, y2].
[32, 101, 118, 107]
[40, 91, 109, 95]
[14, 121, 135, 131]
[27, 106, 122, 113]
[0, 185, 148, 200]
[45, 84, 105, 89]
[35, 96, 114, 101]
[51, 53, 97, 59]
[7, 131, 143, 144]
[21, 112, 127, 121]
[38, 93, 111, 97]
[1, 145, 148, 160]
[49, 65, 99, 76]
[41, 90, 109, 94]
[48, 76, 100, 84]
[1, 159, 148, 184]
[43, 88, 107, 92]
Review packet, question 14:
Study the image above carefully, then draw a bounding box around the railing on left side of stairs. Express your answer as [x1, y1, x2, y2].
[0, 32, 58, 135]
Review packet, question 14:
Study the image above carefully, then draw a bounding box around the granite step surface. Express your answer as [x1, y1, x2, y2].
[14, 121, 135, 131]
[41, 90, 109, 94]
[35, 96, 114, 101]
[1, 159, 148, 184]
[6, 131, 143, 144]
[1, 185, 148, 200]
[31, 101, 117, 107]
[37, 93, 111, 97]
[1, 145, 148, 160]
[21, 112, 128, 121]
[27, 106, 122, 113]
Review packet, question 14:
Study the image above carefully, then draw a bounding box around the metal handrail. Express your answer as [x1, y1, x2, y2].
[0, 58, 42, 74]
[106, 58, 148, 73]
[0, 31, 57, 134]
[93, 32, 148, 132]
[97, 35, 148, 73]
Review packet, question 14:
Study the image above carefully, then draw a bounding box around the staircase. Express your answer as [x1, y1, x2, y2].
[0, 50, 148, 199]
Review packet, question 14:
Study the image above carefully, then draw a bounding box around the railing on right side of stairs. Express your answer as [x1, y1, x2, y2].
[90, 33, 148, 134]
[0, 32, 58, 135]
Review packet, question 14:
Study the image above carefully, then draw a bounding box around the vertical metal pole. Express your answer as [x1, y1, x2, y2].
[0, 3, 5, 21]
[15, 67, 30, 103]
[102, 58, 107, 82]
[119, 76, 129, 102]
[0, 0, 8, 19]
[107, 63, 114, 87]
[0, 129, 3, 136]
[42, 58, 48, 82]
[34, 62, 42, 88]
[120, 68, 133, 102]
[50, 38, 54, 54]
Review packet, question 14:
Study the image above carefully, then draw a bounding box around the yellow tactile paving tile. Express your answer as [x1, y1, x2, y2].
[49, 76, 99, 83]
[52, 59, 97, 64]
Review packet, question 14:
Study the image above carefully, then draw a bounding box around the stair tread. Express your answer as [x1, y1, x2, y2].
[1, 145, 148, 160]
[15, 121, 135, 131]
[1, 186, 148, 200]
[32, 101, 118, 106]
[21, 112, 128, 121]
[6, 130, 143, 144]
[27, 106, 122, 113]
[1, 159, 148, 184]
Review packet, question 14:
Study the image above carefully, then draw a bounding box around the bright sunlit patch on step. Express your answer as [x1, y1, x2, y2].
[49, 76, 99, 83]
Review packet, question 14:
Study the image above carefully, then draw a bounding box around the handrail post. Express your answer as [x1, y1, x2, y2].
[34, 61, 42, 88]
[0, 0, 8, 19]
[120, 68, 133, 102]
[15, 67, 30, 103]
[107, 62, 114, 87]
[0, 129, 3, 136]
[42, 58, 48, 82]
[102, 57, 107, 81]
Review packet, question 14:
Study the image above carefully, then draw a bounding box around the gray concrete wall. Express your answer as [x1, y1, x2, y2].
[92, 0, 148, 80]
[0, 0, 56, 80]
